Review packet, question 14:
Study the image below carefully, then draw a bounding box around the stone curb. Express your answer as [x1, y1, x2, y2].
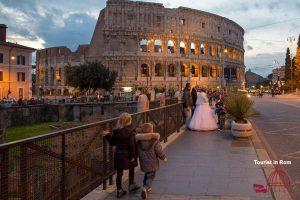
[81, 127, 186, 200]
[249, 119, 293, 200]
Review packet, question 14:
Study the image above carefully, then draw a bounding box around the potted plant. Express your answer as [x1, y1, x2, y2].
[224, 92, 255, 138]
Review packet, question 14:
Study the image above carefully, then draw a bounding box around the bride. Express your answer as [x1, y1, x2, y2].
[188, 91, 218, 131]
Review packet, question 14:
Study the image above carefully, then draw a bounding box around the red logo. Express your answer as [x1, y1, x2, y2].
[253, 166, 291, 193]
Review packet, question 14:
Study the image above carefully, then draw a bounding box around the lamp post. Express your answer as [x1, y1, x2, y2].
[219, 45, 228, 88]
[287, 36, 295, 92]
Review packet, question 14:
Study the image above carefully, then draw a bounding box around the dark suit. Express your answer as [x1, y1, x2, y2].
[191, 88, 198, 114]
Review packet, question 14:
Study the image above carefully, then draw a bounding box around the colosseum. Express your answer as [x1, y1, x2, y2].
[37, 0, 245, 95]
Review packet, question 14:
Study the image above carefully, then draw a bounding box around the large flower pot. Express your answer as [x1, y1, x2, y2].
[225, 119, 232, 130]
[231, 119, 253, 138]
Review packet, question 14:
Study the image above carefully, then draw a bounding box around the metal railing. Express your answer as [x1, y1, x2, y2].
[0, 103, 183, 200]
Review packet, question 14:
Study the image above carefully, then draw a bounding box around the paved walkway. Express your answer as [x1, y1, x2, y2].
[83, 130, 273, 200]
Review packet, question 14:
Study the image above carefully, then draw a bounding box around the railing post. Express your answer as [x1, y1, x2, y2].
[0, 148, 9, 200]
[143, 112, 147, 123]
[108, 123, 114, 186]
[102, 136, 107, 190]
[20, 145, 28, 200]
[176, 103, 180, 132]
[61, 134, 66, 200]
[164, 107, 167, 143]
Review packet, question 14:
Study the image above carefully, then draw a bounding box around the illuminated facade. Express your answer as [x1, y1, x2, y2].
[88, 0, 245, 89]
[0, 24, 35, 100]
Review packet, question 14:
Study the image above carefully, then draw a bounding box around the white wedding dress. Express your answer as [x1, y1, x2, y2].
[188, 92, 218, 131]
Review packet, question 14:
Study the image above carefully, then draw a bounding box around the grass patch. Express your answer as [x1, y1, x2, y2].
[4, 121, 85, 143]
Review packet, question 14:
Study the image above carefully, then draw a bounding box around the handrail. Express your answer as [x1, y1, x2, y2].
[0, 102, 182, 149]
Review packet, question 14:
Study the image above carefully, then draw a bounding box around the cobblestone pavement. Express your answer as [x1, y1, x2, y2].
[83, 130, 272, 200]
[252, 96, 300, 199]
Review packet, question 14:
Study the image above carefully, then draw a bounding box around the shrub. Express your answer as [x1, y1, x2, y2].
[224, 92, 255, 123]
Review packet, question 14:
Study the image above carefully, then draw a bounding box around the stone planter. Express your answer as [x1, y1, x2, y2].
[231, 119, 253, 138]
[224, 119, 232, 130]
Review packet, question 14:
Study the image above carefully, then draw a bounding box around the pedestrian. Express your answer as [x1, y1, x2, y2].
[101, 113, 140, 198]
[182, 83, 193, 128]
[191, 86, 198, 114]
[137, 89, 150, 112]
[215, 95, 226, 130]
[135, 123, 167, 199]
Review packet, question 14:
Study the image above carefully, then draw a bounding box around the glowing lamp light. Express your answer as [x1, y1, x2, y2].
[123, 87, 132, 93]
[11, 56, 16, 60]
[224, 48, 228, 53]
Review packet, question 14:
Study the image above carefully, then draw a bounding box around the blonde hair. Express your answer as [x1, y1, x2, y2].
[141, 123, 153, 133]
[118, 112, 132, 128]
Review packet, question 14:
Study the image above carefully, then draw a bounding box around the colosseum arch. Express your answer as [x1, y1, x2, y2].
[167, 40, 175, 53]
[180, 64, 189, 77]
[155, 63, 164, 77]
[168, 64, 176, 77]
[154, 39, 162, 53]
[180, 41, 187, 54]
[211, 65, 218, 78]
[201, 65, 208, 77]
[191, 42, 199, 54]
[199, 43, 205, 55]
[139, 39, 148, 52]
[191, 64, 199, 77]
[209, 44, 215, 56]
[141, 63, 150, 77]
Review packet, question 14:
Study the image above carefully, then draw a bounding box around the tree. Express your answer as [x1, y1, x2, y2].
[294, 34, 300, 86]
[65, 61, 118, 93]
[285, 48, 292, 80]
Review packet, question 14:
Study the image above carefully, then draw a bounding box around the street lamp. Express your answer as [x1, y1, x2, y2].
[219, 46, 228, 87]
[287, 36, 296, 92]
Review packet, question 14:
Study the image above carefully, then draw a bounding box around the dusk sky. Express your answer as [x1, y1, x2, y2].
[1, 0, 300, 77]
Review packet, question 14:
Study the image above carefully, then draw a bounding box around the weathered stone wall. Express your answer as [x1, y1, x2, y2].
[0, 99, 177, 129]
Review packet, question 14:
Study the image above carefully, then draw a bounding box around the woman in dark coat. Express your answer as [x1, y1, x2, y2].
[101, 113, 139, 198]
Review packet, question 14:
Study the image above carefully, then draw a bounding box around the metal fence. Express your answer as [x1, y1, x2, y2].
[0, 103, 183, 200]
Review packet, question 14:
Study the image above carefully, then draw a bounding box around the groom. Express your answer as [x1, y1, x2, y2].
[183, 83, 193, 128]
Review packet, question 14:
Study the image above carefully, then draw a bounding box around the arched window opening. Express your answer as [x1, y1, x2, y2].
[231, 68, 237, 79]
[139, 39, 148, 52]
[224, 67, 230, 79]
[201, 65, 208, 77]
[180, 64, 188, 77]
[154, 40, 162, 53]
[167, 40, 175, 53]
[155, 63, 164, 77]
[210, 44, 215, 56]
[168, 64, 176, 77]
[217, 45, 221, 57]
[191, 43, 196, 54]
[211, 66, 217, 78]
[180, 41, 186, 54]
[200, 43, 205, 54]
[191, 65, 199, 77]
[141, 64, 150, 77]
